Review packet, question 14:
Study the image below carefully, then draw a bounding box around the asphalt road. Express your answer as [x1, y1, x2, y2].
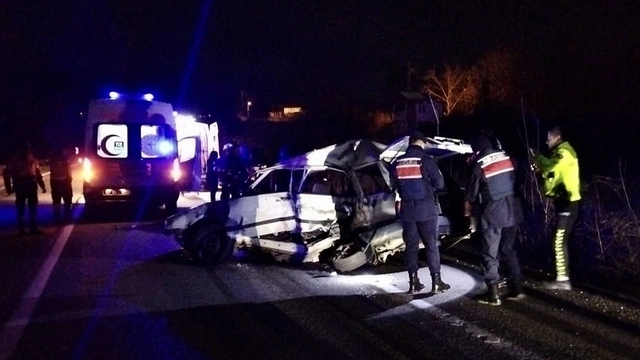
[1, 167, 639, 360]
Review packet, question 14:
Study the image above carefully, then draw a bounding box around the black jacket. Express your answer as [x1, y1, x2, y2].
[466, 149, 523, 228]
[390, 145, 445, 221]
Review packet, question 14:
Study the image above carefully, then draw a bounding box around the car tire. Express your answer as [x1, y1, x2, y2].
[332, 244, 373, 273]
[192, 223, 234, 265]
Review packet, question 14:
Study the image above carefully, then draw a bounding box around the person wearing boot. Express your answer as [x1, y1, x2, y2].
[530, 125, 581, 291]
[466, 134, 525, 306]
[49, 146, 74, 224]
[4, 143, 47, 235]
[389, 131, 450, 295]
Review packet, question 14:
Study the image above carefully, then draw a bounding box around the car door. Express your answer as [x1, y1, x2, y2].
[352, 162, 397, 227]
[228, 168, 296, 238]
[380, 136, 474, 237]
[295, 168, 355, 234]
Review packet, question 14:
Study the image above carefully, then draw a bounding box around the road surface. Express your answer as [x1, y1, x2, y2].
[0, 166, 639, 360]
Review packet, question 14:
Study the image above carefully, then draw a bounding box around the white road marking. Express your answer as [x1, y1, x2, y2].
[0, 206, 76, 360]
[0, 171, 51, 192]
[371, 281, 546, 360]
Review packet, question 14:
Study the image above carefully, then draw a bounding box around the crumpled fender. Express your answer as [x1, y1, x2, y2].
[164, 201, 230, 235]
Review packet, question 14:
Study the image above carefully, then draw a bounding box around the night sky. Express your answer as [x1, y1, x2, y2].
[1, 0, 639, 126]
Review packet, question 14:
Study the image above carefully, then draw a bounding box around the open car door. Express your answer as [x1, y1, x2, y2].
[380, 135, 474, 242]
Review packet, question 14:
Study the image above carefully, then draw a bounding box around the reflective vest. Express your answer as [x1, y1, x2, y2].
[534, 141, 581, 202]
[474, 150, 516, 201]
[393, 146, 434, 201]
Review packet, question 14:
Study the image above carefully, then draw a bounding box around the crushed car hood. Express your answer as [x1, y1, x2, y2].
[279, 139, 387, 170]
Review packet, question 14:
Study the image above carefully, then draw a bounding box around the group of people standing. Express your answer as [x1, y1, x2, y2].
[3, 144, 74, 235]
[205, 142, 268, 201]
[390, 126, 580, 305]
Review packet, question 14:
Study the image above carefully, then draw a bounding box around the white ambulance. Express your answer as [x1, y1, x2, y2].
[82, 92, 181, 213]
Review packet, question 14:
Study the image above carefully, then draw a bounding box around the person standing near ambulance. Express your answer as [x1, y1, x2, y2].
[4, 143, 46, 235]
[49, 146, 74, 223]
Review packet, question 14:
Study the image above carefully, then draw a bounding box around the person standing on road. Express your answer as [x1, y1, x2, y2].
[49, 146, 73, 224]
[206, 150, 219, 195]
[466, 134, 525, 306]
[530, 126, 581, 291]
[4, 143, 46, 235]
[389, 131, 450, 295]
[216, 144, 248, 201]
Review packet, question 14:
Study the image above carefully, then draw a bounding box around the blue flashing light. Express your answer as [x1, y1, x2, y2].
[143, 93, 154, 101]
[157, 140, 174, 155]
[109, 91, 120, 100]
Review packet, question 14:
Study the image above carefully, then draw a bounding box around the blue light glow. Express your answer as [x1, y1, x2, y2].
[109, 91, 120, 99]
[157, 140, 174, 155]
[143, 93, 154, 101]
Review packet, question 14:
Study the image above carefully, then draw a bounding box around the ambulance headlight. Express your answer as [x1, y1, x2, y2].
[109, 91, 120, 100]
[143, 93, 154, 101]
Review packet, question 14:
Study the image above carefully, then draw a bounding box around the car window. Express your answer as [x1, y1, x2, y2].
[301, 169, 355, 197]
[251, 169, 291, 194]
[355, 164, 390, 196]
[141, 125, 175, 158]
[178, 138, 196, 162]
[291, 169, 304, 193]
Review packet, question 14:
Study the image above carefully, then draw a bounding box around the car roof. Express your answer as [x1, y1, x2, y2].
[267, 135, 472, 174]
[277, 139, 387, 170]
[380, 136, 473, 162]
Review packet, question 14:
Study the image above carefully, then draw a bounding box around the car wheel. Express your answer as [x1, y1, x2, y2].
[192, 223, 234, 265]
[332, 243, 373, 273]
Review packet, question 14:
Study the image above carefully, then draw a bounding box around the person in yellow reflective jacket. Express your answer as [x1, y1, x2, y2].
[530, 126, 581, 291]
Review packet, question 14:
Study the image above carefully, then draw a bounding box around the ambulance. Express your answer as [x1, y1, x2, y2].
[82, 92, 181, 213]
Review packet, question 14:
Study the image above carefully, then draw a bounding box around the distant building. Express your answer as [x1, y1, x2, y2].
[268, 106, 304, 122]
[391, 91, 442, 135]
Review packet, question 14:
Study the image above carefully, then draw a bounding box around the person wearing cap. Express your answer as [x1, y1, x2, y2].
[529, 125, 581, 291]
[49, 146, 74, 224]
[389, 131, 450, 294]
[466, 134, 524, 305]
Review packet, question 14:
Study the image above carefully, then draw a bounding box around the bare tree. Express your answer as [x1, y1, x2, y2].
[423, 65, 480, 116]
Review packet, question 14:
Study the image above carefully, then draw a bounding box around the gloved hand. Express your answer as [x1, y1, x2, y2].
[468, 217, 477, 233]
[42, 187, 47, 194]
[528, 148, 539, 157]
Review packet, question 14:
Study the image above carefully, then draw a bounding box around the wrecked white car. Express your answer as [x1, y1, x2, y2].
[164, 136, 475, 272]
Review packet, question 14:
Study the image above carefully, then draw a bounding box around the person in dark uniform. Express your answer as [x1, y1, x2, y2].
[465, 134, 524, 306]
[389, 131, 450, 294]
[49, 147, 73, 224]
[216, 144, 248, 201]
[4, 143, 47, 235]
[206, 150, 219, 194]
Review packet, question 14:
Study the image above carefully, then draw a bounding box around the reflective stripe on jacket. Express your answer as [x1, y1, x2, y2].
[475, 150, 516, 201]
[390, 145, 445, 221]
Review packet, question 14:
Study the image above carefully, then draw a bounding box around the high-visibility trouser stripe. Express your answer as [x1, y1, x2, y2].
[554, 228, 568, 280]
